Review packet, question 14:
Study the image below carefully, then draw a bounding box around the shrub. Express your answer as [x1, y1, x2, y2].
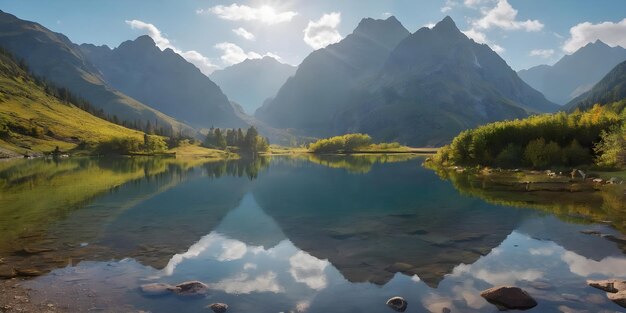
[309, 134, 372, 153]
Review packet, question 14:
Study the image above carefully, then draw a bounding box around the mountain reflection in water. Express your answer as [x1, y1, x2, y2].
[0, 156, 625, 312]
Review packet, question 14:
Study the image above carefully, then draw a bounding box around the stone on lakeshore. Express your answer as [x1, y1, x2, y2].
[14, 268, 42, 277]
[139, 283, 179, 296]
[480, 286, 537, 310]
[386, 296, 407, 312]
[207, 303, 228, 313]
[174, 281, 209, 296]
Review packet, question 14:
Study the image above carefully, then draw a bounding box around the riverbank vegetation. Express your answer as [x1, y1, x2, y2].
[430, 102, 626, 169]
[307, 133, 420, 154]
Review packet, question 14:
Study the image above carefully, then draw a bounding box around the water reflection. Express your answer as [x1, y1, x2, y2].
[23, 196, 626, 312]
[0, 156, 625, 312]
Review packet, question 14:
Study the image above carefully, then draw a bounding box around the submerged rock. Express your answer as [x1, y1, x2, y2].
[386, 296, 407, 312]
[607, 291, 626, 308]
[587, 279, 626, 293]
[480, 286, 537, 310]
[140, 283, 179, 296]
[174, 281, 209, 296]
[207, 302, 228, 313]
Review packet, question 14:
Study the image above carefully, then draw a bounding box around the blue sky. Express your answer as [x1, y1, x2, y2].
[1, 0, 625, 73]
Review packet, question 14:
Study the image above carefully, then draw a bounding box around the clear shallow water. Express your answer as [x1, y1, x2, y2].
[1, 156, 625, 312]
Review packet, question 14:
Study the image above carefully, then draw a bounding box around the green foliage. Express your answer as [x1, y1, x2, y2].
[494, 144, 523, 168]
[309, 134, 373, 153]
[523, 138, 561, 168]
[594, 125, 626, 168]
[143, 134, 168, 153]
[432, 104, 623, 168]
[97, 137, 143, 154]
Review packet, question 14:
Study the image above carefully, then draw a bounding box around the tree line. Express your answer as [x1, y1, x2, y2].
[432, 102, 626, 169]
[203, 126, 269, 153]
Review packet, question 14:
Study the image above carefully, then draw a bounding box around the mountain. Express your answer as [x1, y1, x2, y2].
[566, 60, 626, 111]
[0, 48, 143, 155]
[518, 40, 626, 105]
[257, 16, 557, 146]
[80, 36, 247, 129]
[0, 10, 189, 135]
[255, 16, 411, 134]
[210, 57, 296, 114]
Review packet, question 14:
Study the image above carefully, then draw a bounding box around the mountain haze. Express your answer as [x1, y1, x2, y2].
[518, 40, 626, 105]
[0, 10, 189, 134]
[258, 16, 557, 146]
[566, 60, 626, 111]
[80, 35, 247, 129]
[210, 57, 296, 114]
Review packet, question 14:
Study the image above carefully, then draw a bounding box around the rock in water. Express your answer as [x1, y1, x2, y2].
[207, 303, 228, 313]
[587, 279, 626, 293]
[174, 281, 209, 296]
[386, 296, 408, 312]
[480, 286, 537, 310]
[607, 291, 626, 308]
[139, 283, 179, 296]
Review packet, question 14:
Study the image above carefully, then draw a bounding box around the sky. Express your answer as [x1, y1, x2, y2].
[1, 0, 625, 74]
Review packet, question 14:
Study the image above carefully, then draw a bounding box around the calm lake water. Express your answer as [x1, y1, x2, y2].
[0, 155, 625, 312]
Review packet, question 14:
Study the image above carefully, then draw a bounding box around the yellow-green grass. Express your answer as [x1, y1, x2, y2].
[169, 143, 237, 159]
[0, 70, 144, 154]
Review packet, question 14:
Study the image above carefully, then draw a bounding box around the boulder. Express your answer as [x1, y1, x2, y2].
[207, 303, 228, 313]
[607, 291, 626, 308]
[174, 281, 209, 296]
[139, 283, 179, 296]
[480, 286, 537, 310]
[587, 279, 626, 293]
[386, 296, 407, 312]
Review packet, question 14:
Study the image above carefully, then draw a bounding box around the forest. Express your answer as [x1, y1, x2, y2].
[431, 102, 626, 169]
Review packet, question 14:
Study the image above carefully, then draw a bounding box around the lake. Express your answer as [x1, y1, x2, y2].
[0, 155, 625, 312]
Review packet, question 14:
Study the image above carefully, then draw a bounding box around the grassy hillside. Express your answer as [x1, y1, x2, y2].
[0, 51, 144, 155]
[0, 10, 191, 136]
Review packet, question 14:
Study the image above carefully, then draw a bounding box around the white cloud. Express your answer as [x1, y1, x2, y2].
[289, 251, 329, 290]
[200, 4, 297, 25]
[382, 12, 392, 18]
[464, 0, 495, 8]
[303, 12, 343, 50]
[214, 43, 283, 66]
[125, 19, 218, 75]
[562, 251, 626, 277]
[208, 271, 284, 294]
[529, 49, 555, 58]
[441, 0, 456, 13]
[215, 42, 264, 65]
[125, 19, 171, 49]
[463, 28, 505, 53]
[232, 27, 255, 41]
[563, 18, 626, 53]
[491, 44, 505, 53]
[473, 0, 543, 32]
[463, 28, 489, 44]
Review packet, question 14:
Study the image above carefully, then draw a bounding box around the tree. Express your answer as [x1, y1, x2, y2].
[214, 128, 227, 149]
[244, 126, 259, 151]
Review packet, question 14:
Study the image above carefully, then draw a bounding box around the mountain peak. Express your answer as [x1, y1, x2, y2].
[353, 16, 408, 37]
[433, 16, 460, 33]
[134, 35, 156, 47]
[351, 16, 410, 49]
[117, 35, 159, 54]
